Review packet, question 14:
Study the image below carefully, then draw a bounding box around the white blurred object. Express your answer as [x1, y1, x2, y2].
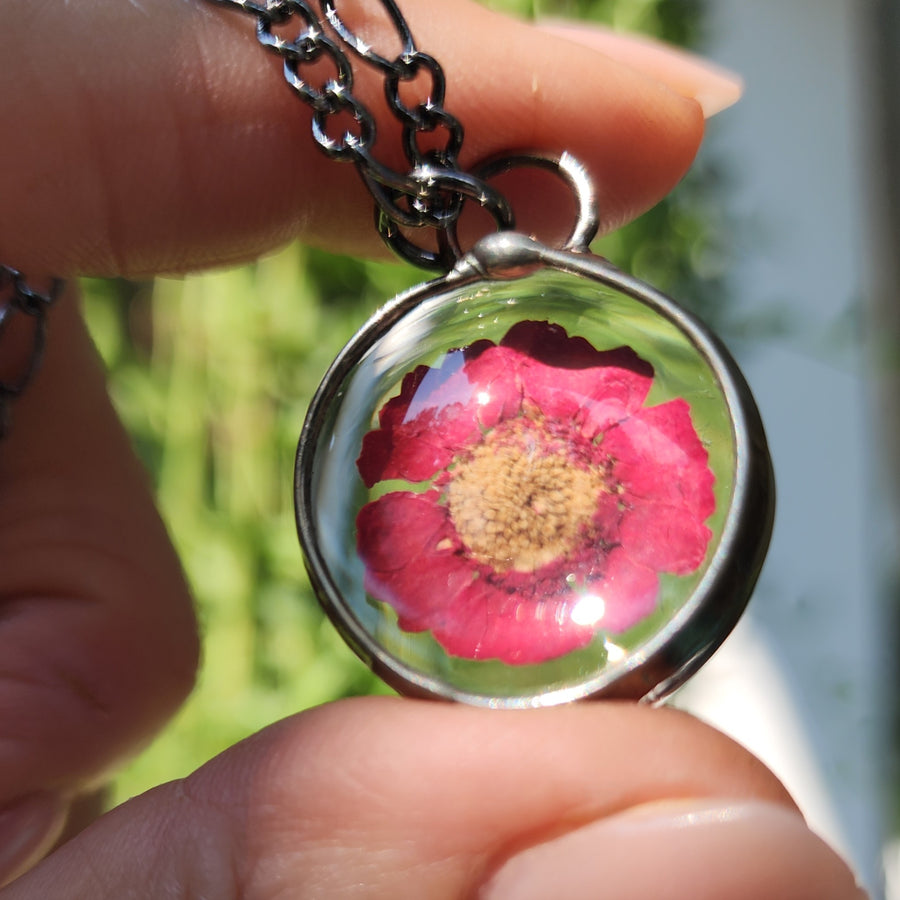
[675, 1, 890, 896]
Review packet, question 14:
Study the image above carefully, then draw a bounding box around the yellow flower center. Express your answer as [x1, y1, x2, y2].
[446, 416, 607, 573]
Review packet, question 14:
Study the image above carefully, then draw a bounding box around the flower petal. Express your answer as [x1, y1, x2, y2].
[430, 579, 597, 665]
[357, 355, 486, 487]
[358, 415, 467, 488]
[357, 492, 596, 663]
[587, 547, 660, 633]
[356, 490, 445, 572]
[501, 321, 654, 436]
[617, 500, 713, 574]
[356, 491, 477, 629]
[604, 399, 715, 512]
[458, 343, 524, 430]
[602, 399, 715, 573]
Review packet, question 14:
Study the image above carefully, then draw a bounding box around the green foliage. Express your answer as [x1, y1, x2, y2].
[89, 249, 409, 801]
[82, 0, 723, 802]
[532, 0, 704, 43]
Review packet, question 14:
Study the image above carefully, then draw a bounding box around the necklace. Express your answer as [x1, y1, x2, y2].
[0, 267, 61, 438]
[212, 0, 774, 707]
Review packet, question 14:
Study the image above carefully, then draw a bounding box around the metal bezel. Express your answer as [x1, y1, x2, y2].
[294, 232, 774, 707]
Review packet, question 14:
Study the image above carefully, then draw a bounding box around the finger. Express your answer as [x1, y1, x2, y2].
[0, 0, 710, 276]
[537, 22, 743, 118]
[1, 699, 864, 899]
[0, 286, 199, 881]
[481, 801, 865, 900]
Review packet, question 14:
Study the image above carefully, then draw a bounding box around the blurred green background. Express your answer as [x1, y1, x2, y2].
[78, 0, 722, 803]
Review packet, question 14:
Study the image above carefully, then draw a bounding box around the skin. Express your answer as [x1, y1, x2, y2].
[0, 0, 864, 896]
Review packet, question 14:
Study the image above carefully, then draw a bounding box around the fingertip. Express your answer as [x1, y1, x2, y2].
[481, 800, 865, 900]
[536, 21, 744, 119]
[405, 1, 707, 238]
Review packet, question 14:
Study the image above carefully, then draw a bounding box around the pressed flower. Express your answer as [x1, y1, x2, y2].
[355, 320, 715, 665]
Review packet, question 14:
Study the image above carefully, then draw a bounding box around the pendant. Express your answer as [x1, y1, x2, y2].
[294, 231, 774, 707]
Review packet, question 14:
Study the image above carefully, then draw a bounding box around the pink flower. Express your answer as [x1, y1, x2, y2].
[356, 321, 715, 665]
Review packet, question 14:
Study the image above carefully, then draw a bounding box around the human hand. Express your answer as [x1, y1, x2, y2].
[0, 0, 864, 896]
[1, 698, 864, 899]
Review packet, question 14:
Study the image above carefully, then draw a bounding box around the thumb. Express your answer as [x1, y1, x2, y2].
[1, 698, 865, 899]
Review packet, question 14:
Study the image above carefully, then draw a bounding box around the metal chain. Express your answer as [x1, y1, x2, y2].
[0, 267, 62, 439]
[210, 0, 516, 271]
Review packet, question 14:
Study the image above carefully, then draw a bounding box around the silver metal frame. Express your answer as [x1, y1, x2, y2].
[294, 232, 775, 707]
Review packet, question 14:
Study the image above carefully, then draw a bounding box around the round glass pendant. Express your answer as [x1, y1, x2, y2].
[295, 232, 774, 707]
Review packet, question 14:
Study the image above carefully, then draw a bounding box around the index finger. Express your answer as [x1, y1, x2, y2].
[0, 0, 709, 277]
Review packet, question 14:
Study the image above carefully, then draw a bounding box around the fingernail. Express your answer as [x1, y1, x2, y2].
[538, 21, 743, 118]
[480, 800, 867, 900]
[0, 793, 67, 886]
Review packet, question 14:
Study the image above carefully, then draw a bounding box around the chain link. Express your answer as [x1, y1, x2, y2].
[0, 267, 62, 439]
[211, 0, 519, 270]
